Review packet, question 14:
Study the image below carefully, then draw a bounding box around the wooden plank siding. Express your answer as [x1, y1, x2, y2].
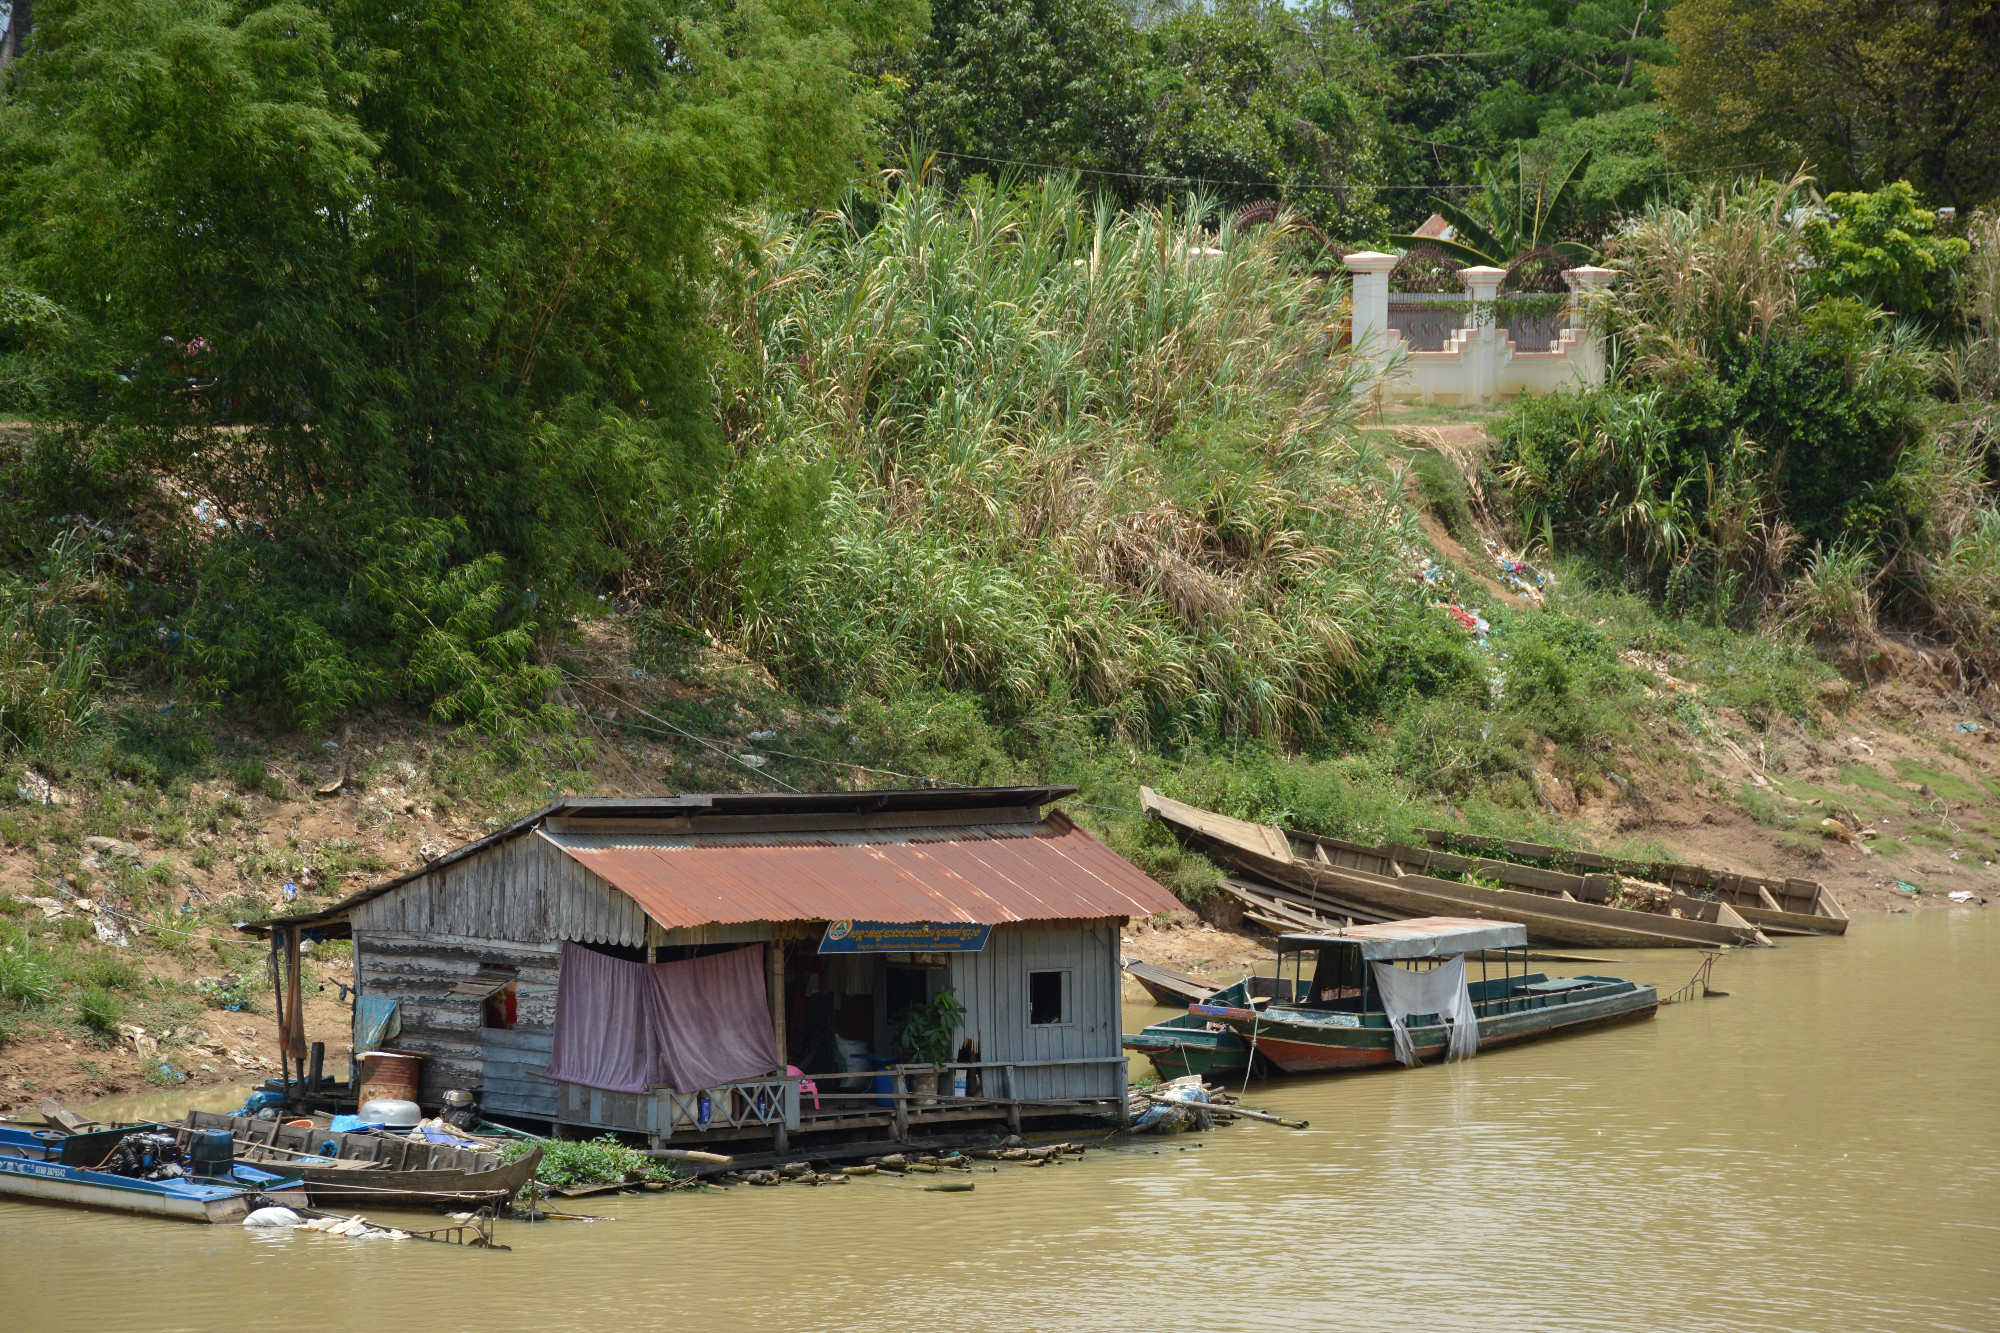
[350, 834, 650, 947]
[948, 924, 1123, 1099]
[352, 929, 558, 1109]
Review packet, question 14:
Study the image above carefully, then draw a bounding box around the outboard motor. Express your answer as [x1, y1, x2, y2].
[186, 1128, 235, 1180]
[105, 1130, 186, 1180]
[441, 1089, 481, 1131]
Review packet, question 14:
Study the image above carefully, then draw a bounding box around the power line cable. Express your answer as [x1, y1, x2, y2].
[927, 148, 1800, 197]
[559, 672, 803, 793]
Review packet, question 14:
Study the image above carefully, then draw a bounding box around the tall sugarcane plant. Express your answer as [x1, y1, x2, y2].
[1390, 148, 1599, 269]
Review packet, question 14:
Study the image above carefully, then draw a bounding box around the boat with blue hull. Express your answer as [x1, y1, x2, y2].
[0, 1121, 309, 1223]
[1202, 918, 1659, 1073]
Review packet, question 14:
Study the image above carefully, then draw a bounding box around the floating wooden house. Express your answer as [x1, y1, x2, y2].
[244, 787, 1182, 1150]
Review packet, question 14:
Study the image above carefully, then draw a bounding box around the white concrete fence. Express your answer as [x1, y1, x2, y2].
[1344, 252, 1615, 405]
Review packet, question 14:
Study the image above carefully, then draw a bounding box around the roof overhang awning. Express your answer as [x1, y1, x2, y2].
[1279, 917, 1529, 960]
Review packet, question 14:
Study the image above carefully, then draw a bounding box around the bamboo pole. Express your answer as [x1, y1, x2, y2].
[1134, 1091, 1307, 1129]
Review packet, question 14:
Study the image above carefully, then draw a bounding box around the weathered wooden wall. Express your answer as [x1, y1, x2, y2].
[949, 924, 1123, 1099]
[350, 833, 648, 946]
[352, 929, 559, 1115]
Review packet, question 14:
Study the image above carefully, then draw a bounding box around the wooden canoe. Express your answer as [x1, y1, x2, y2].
[1412, 828, 1849, 936]
[1140, 788, 1770, 949]
[184, 1111, 541, 1207]
[1123, 959, 1213, 1006]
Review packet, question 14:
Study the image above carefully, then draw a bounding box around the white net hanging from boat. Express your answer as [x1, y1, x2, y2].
[1370, 955, 1480, 1067]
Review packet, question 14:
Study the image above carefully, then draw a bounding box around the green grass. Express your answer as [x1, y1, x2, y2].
[1888, 760, 1997, 803]
[73, 985, 124, 1036]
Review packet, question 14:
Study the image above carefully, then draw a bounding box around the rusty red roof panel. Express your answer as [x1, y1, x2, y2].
[548, 812, 1183, 928]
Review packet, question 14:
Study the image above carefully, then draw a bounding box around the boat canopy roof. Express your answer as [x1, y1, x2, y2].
[1278, 916, 1528, 960]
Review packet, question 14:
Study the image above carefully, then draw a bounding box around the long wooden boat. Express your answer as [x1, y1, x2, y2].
[1123, 974, 1321, 1079]
[1141, 787, 1770, 949]
[1202, 918, 1658, 1073]
[1124, 977, 1257, 1079]
[184, 1111, 542, 1207]
[0, 1121, 309, 1223]
[1412, 828, 1849, 936]
[1123, 959, 1215, 1007]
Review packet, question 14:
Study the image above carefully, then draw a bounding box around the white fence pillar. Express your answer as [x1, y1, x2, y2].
[1457, 265, 1506, 405]
[1342, 251, 1398, 388]
[1561, 265, 1615, 387]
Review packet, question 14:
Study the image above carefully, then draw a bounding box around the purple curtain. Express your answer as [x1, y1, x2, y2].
[645, 944, 781, 1094]
[544, 942, 659, 1093]
[544, 941, 780, 1094]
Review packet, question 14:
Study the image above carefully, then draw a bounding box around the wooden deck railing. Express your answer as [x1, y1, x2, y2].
[567, 1056, 1129, 1149]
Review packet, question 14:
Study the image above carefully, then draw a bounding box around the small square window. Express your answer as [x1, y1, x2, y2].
[1028, 970, 1067, 1026]
[483, 981, 517, 1030]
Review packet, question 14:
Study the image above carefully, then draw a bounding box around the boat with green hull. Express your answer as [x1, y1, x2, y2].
[1123, 977, 1256, 1079]
[1122, 975, 1314, 1079]
[1204, 918, 1658, 1073]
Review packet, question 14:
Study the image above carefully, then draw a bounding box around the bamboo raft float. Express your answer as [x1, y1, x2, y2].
[1141, 787, 1775, 950]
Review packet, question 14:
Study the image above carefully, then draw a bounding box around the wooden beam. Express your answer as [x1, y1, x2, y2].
[768, 942, 787, 1070]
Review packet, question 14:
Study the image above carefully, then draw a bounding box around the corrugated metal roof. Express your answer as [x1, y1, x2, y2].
[236, 785, 1079, 935]
[545, 811, 1183, 928]
[1279, 916, 1528, 959]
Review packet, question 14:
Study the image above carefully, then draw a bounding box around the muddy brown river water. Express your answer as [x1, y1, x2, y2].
[4, 909, 1994, 1332]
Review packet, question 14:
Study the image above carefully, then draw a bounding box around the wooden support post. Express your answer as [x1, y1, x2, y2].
[1116, 1056, 1129, 1129]
[772, 1120, 789, 1154]
[768, 941, 787, 1071]
[1004, 1065, 1021, 1135]
[267, 932, 290, 1097]
[891, 1071, 909, 1142]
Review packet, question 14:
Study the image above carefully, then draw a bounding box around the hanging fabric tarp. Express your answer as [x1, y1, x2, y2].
[352, 996, 401, 1051]
[543, 943, 661, 1093]
[1370, 955, 1481, 1067]
[645, 944, 781, 1094]
[543, 941, 781, 1094]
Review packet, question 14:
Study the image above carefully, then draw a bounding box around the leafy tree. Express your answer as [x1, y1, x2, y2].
[1352, 0, 1504, 225]
[1390, 147, 1597, 266]
[1137, 12, 1387, 241]
[1474, 0, 1672, 142]
[1514, 103, 1673, 241]
[1660, 0, 2000, 211]
[1801, 181, 1970, 317]
[0, 0, 916, 732]
[894, 0, 1147, 190]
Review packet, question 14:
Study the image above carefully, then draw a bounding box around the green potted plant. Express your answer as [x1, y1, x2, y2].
[892, 987, 966, 1106]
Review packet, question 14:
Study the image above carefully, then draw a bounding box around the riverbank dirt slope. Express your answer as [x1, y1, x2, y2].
[4, 406, 1996, 1109]
[5, 628, 1992, 1115]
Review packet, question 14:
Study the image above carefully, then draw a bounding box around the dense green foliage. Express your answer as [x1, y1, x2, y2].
[0, 0, 1995, 902]
[0, 0, 916, 735]
[674, 176, 1413, 742]
[1497, 179, 1933, 615]
[1802, 182, 1970, 318]
[1661, 0, 2000, 211]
